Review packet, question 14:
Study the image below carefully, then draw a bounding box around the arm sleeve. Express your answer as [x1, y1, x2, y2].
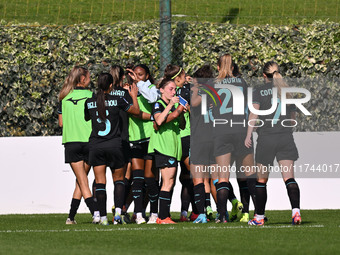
[84, 101, 90, 121]
[136, 80, 160, 103]
[57, 102, 62, 114]
[119, 97, 132, 112]
[151, 102, 164, 117]
[252, 88, 261, 106]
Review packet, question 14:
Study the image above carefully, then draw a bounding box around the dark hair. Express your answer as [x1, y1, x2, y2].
[163, 64, 184, 80]
[97, 73, 113, 121]
[193, 65, 214, 79]
[134, 64, 155, 84]
[124, 69, 134, 86]
[110, 64, 124, 88]
[158, 77, 174, 90]
[232, 63, 241, 77]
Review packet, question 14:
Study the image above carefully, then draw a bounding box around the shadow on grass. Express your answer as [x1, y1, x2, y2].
[221, 8, 240, 23]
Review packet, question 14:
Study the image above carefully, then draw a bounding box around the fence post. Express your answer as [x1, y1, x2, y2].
[159, 0, 171, 77]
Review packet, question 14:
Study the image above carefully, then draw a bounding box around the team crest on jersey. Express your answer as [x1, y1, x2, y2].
[154, 102, 160, 109]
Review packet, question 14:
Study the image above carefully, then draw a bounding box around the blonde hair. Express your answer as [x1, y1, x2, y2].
[59, 66, 88, 101]
[217, 54, 233, 80]
[263, 61, 291, 98]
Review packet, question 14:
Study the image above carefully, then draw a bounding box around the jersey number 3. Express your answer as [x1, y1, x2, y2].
[96, 110, 111, 136]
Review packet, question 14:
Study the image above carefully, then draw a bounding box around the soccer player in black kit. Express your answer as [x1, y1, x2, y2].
[84, 73, 140, 225]
[245, 61, 301, 226]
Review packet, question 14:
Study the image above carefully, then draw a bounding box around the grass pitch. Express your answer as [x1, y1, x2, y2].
[0, 0, 339, 25]
[0, 210, 339, 255]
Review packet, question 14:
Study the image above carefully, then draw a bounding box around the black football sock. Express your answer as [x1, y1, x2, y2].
[205, 193, 211, 207]
[68, 198, 81, 220]
[95, 183, 107, 217]
[216, 182, 229, 220]
[285, 178, 300, 209]
[180, 178, 191, 214]
[85, 196, 96, 216]
[193, 183, 205, 214]
[255, 181, 267, 216]
[145, 177, 159, 214]
[247, 173, 257, 213]
[92, 180, 97, 202]
[159, 191, 171, 220]
[237, 180, 250, 213]
[114, 180, 125, 212]
[132, 170, 144, 214]
[123, 177, 132, 206]
[228, 181, 236, 202]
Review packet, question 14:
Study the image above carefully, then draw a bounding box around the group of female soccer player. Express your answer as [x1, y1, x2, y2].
[58, 54, 302, 226]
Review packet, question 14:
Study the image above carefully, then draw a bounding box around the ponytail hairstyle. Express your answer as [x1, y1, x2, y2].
[217, 54, 234, 80]
[134, 64, 155, 84]
[96, 73, 113, 121]
[157, 77, 174, 90]
[263, 61, 291, 98]
[110, 64, 124, 88]
[59, 66, 88, 101]
[163, 64, 184, 80]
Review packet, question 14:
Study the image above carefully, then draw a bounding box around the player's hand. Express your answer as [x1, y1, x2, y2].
[129, 83, 139, 98]
[170, 96, 179, 106]
[186, 75, 193, 83]
[244, 134, 252, 148]
[126, 68, 138, 82]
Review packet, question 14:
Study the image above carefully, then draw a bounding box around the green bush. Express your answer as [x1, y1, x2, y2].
[0, 20, 339, 136]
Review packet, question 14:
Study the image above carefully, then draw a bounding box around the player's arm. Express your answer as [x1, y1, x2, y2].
[132, 111, 152, 120]
[245, 103, 259, 148]
[57, 102, 63, 127]
[126, 83, 140, 116]
[84, 101, 91, 121]
[154, 97, 179, 126]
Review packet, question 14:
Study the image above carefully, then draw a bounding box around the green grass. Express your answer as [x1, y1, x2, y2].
[0, 210, 339, 254]
[0, 0, 339, 25]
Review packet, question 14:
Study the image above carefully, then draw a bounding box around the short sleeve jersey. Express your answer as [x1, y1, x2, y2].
[148, 99, 182, 160]
[84, 93, 131, 146]
[128, 91, 155, 143]
[58, 87, 93, 144]
[212, 76, 249, 136]
[110, 87, 132, 142]
[252, 82, 296, 135]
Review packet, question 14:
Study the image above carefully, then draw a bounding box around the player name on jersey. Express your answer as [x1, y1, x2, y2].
[87, 100, 119, 109]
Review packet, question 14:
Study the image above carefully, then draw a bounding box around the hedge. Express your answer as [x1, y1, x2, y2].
[0, 20, 339, 136]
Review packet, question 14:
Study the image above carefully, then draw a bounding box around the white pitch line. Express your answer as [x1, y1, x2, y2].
[0, 225, 324, 233]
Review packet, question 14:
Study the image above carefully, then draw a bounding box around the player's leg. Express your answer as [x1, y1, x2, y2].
[145, 158, 159, 224]
[112, 166, 127, 224]
[93, 165, 108, 225]
[191, 164, 208, 223]
[131, 158, 146, 224]
[280, 160, 301, 225]
[215, 153, 231, 223]
[157, 166, 177, 224]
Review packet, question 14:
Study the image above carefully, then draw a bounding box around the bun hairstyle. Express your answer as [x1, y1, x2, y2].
[163, 64, 184, 80]
[157, 77, 174, 90]
[97, 73, 113, 121]
[217, 54, 234, 79]
[59, 66, 88, 101]
[134, 64, 155, 84]
[263, 61, 290, 98]
[110, 65, 124, 88]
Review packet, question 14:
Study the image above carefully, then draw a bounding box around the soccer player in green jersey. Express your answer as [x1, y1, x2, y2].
[148, 78, 187, 224]
[58, 66, 99, 224]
